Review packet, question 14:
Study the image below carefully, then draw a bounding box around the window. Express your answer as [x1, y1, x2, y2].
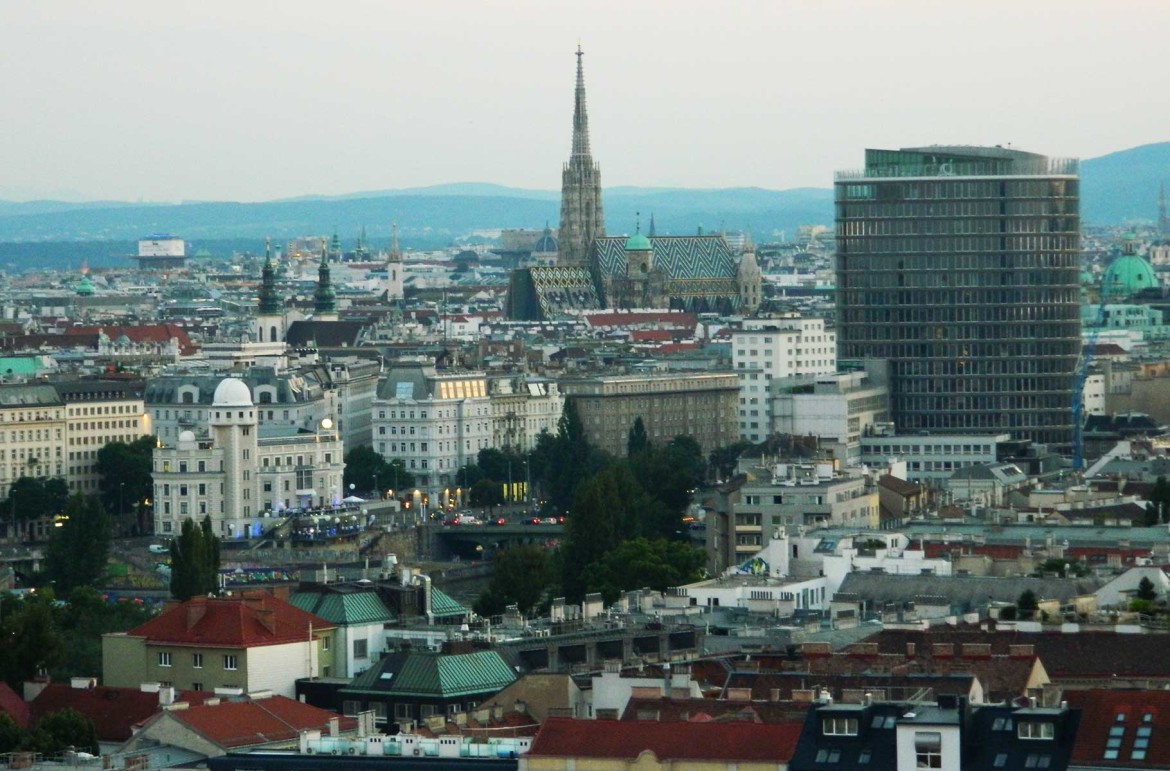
[1019, 722, 1055, 740]
[915, 731, 942, 769]
[223, 655, 238, 671]
[192, 653, 203, 669]
[993, 753, 1008, 768]
[394, 703, 413, 719]
[822, 716, 859, 736]
[322, 637, 329, 651]
[342, 700, 361, 716]
[158, 652, 172, 667]
[353, 639, 368, 659]
[814, 749, 841, 763]
[192, 682, 203, 691]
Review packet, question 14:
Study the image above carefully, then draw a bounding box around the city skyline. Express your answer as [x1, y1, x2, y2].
[2, 1, 1167, 203]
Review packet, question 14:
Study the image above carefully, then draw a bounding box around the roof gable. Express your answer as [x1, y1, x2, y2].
[529, 717, 801, 761]
[164, 695, 356, 749]
[127, 592, 332, 648]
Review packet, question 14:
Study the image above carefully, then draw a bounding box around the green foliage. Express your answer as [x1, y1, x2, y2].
[96, 436, 155, 530]
[998, 605, 1018, 621]
[49, 586, 154, 683]
[475, 545, 552, 616]
[1136, 576, 1158, 602]
[1034, 558, 1087, 578]
[45, 495, 111, 593]
[0, 597, 63, 689]
[469, 478, 503, 507]
[0, 713, 21, 754]
[627, 417, 649, 457]
[531, 402, 604, 514]
[23, 708, 98, 755]
[343, 446, 414, 496]
[1129, 598, 1156, 615]
[476, 448, 526, 486]
[1150, 476, 1170, 525]
[709, 440, 753, 482]
[6, 476, 69, 524]
[1017, 589, 1039, 618]
[578, 538, 706, 605]
[169, 516, 222, 601]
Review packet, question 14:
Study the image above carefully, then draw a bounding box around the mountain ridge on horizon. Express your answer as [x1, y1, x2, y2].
[0, 142, 1166, 244]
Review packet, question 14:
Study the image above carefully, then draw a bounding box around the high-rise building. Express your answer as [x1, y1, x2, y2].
[835, 147, 1081, 447]
[556, 46, 605, 268]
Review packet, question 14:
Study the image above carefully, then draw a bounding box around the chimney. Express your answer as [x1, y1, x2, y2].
[158, 686, 176, 706]
[186, 600, 207, 630]
[328, 717, 340, 737]
[70, 677, 97, 690]
[906, 642, 916, 658]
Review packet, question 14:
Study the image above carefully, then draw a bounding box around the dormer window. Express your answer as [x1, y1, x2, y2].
[1019, 722, 1055, 740]
[823, 716, 859, 736]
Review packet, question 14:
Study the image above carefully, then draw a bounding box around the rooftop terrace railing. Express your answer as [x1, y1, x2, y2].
[835, 157, 1078, 180]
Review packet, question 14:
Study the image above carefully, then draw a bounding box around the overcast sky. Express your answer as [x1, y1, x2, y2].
[2, 0, 1167, 202]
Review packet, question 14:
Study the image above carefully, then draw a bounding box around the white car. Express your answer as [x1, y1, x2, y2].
[148, 544, 169, 555]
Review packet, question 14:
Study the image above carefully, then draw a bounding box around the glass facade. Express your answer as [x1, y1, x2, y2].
[835, 147, 1081, 447]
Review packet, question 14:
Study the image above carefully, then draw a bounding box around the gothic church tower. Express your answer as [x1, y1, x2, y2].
[557, 46, 605, 268]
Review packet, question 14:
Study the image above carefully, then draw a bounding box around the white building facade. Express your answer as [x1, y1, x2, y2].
[733, 315, 837, 443]
[152, 378, 344, 540]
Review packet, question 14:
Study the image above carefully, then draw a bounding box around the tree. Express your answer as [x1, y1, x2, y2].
[627, 417, 649, 457]
[343, 446, 414, 496]
[0, 598, 63, 689]
[169, 516, 221, 601]
[1016, 589, 1039, 619]
[469, 478, 503, 508]
[23, 708, 98, 755]
[7, 476, 69, 525]
[1136, 576, 1158, 602]
[0, 714, 21, 754]
[476, 545, 552, 616]
[45, 495, 110, 593]
[708, 440, 753, 483]
[1150, 476, 1170, 525]
[48, 586, 155, 683]
[96, 436, 154, 533]
[578, 538, 706, 605]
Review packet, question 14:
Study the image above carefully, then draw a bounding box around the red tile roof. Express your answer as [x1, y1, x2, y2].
[1065, 689, 1170, 768]
[125, 592, 332, 648]
[164, 695, 357, 749]
[30, 684, 210, 741]
[0, 682, 29, 730]
[66, 324, 197, 355]
[528, 717, 802, 762]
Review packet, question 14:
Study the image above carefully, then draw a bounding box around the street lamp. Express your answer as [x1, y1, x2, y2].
[373, 473, 379, 500]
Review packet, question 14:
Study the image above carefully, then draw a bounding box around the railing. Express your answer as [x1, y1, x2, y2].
[835, 157, 1078, 180]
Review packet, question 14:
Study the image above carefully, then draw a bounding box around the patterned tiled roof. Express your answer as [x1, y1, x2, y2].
[289, 589, 394, 625]
[344, 650, 517, 698]
[125, 592, 333, 648]
[528, 717, 802, 761]
[594, 235, 737, 283]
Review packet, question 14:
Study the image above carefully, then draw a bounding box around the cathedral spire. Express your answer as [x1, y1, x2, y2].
[570, 45, 591, 161]
[389, 222, 402, 260]
[557, 45, 605, 268]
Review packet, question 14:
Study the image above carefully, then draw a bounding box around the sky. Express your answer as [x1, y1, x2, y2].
[2, 0, 1168, 203]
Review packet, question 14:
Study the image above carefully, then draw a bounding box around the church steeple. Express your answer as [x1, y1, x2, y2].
[258, 236, 280, 315]
[314, 248, 336, 315]
[557, 45, 605, 268]
[571, 45, 591, 161]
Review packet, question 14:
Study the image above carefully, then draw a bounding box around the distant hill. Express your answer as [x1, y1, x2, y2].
[1079, 142, 1170, 225]
[0, 143, 1166, 255]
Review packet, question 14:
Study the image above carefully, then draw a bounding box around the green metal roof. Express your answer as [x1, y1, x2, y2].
[344, 650, 516, 698]
[625, 232, 651, 251]
[289, 590, 394, 625]
[429, 587, 468, 618]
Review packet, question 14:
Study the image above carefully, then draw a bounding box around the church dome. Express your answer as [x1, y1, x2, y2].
[625, 232, 651, 251]
[1103, 254, 1158, 296]
[75, 275, 95, 296]
[212, 378, 253, 407]
[533, 226, 558, 254]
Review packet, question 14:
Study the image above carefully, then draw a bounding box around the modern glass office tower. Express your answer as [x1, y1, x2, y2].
[835, 147, 1081, 448]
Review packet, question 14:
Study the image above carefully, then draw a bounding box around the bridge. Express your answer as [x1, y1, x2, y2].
[423, 522, 565, 560]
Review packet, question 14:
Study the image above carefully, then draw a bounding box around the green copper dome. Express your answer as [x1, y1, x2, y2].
[75, 275, 95, 296]
[625, 232, 651, 251]
[1103, 254, 1158, 296]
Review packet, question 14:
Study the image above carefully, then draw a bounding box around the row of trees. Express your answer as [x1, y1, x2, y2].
[474, 405, 708, 616]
